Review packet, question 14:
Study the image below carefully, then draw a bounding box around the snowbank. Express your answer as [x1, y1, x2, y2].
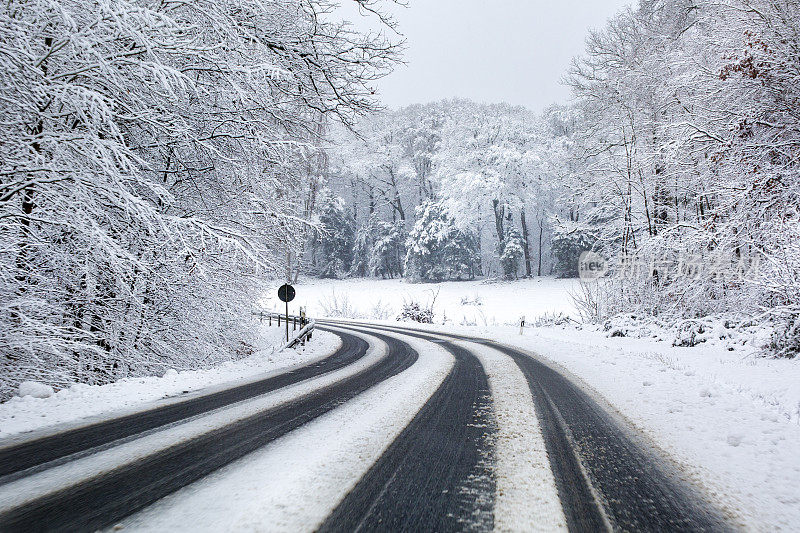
[17, 382, 55, 399]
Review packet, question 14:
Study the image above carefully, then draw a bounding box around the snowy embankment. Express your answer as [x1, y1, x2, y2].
[0, 324, 338, 440]
[301, 277, 800, 531]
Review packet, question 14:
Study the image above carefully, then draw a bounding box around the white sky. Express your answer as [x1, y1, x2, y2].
[340, 0, 633, 111]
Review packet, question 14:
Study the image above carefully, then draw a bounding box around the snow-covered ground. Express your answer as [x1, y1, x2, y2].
[264, 277, 579, 326]
[0, 323, 338, 440]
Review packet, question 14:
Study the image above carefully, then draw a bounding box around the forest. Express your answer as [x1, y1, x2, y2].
[2, 0, 799, 397]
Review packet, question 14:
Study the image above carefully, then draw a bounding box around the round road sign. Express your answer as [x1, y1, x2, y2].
[278, 283, 295, 303]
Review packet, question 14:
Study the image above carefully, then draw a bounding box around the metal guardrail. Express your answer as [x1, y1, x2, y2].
[252, 310, 315, 348]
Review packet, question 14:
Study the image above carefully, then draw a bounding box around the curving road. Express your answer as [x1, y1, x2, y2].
[0, 331, 370, 482]
[327, 321, 731, 532]
[0, 321, 733, 532]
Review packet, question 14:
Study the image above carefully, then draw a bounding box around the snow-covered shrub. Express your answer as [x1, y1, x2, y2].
[397, 301, 434, 323]
[600, 312, 773, 351]
[673, 320, 707, 347]
[460, 295, 483, 306]
[318, 292, 359, 319]
[569, 281, 606, 322]
[530, 312, 573, 327]
[603, 314, 665, 339]
[769, 315, 800, 358]
[367, 301, 395, 320]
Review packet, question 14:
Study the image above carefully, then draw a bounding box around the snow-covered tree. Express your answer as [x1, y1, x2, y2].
[499, 227, 526, 280]
[405, 201, 480, 282]
[312, 191, 354, 278]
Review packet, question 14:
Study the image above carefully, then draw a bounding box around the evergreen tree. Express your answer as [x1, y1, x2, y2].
[500, 227, 526, 279]
[351, 215, 406, 278]
[315, 193, 354, 278]
[405, 201, 481, 282]
[370, 220, 407, 278]
[551, 221, 600, 278]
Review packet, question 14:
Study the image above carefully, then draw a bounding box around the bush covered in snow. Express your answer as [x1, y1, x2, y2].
[397, 301, 434, 324]
[601, 313, 774, 352]
[318, 292, 359, 319]
[768, 315, 800, 358]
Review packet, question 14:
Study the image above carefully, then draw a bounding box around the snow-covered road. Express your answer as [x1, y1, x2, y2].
[0, 320, 736, 532]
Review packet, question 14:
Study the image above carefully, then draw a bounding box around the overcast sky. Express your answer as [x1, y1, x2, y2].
[342, 0, 633, 112]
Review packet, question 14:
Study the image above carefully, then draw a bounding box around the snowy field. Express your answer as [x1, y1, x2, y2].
[0, 324, 338, 440]
[264, 277, 580, 326]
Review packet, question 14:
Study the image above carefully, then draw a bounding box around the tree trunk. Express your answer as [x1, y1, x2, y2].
[537, 217, 544, 277]
[520, 209, 532, 277]
[492, 199, 505, 246]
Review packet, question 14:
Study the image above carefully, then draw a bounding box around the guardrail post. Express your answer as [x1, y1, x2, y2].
[293, 317, 297, 331]
[278, 315, 281, 327]
[269, 314, 272, 326]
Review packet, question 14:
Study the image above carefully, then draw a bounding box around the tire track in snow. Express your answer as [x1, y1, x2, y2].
[489, 342, 731, 532]
[317, 322, 496, 532]
[0, 331, 359, 481]
[458, 340, 567, 532]
[115, 328, 454, 532]
[335, 321, 732, 532]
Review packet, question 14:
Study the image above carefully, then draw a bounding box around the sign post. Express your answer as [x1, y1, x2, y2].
[278, 283, 295, 342]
